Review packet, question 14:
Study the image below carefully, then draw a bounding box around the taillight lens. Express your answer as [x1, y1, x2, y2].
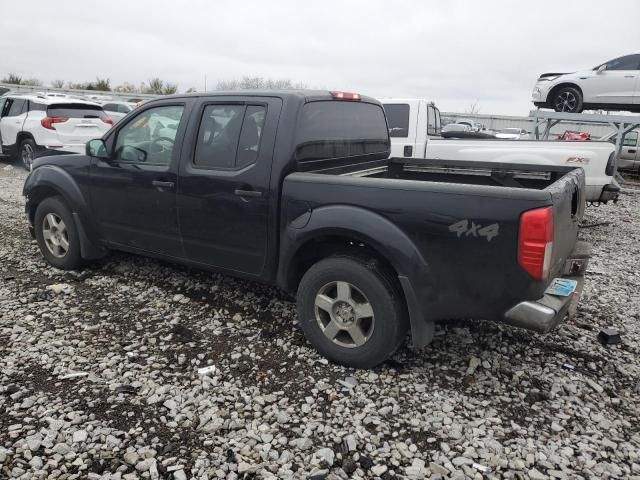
[41, 117, 67, 130]
[330, 91, 361, 101]
[518, 206, 554, 280]
[100, 113, 113, 126]
[605, 151, 615, 176]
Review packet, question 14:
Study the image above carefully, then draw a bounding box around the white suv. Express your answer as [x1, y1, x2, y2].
[0, 94, 113, 170]
[532, 53, 640, 113]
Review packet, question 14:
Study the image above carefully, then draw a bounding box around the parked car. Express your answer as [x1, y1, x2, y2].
[380, 98, 619, 203]
[495, 128, 529, 140]
[0, 94, 113, 169]
[601, 128, 640, 173]
[440, 122, 471, 137]
[23, 90, 591, 368]
[101, 101, 136, 123]
[532, 53, 640, 113]
[557, 131, 591, 142]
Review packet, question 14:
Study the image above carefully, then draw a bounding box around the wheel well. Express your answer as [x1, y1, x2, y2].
[16, 132, 35, 147]
[286, 235, 402, 295]
[27, 186, 62, 225]
[548, 82, 583, 102]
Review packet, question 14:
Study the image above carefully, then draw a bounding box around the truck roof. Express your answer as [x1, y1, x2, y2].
[155, 90, 382, 104]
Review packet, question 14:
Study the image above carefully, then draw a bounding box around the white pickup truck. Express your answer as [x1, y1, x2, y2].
[381, 98, 620, 203]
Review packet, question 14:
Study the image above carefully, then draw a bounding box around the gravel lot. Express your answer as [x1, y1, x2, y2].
[1, 159, 639, 480]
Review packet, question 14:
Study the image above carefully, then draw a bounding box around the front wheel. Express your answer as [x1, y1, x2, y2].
[297, 255, 409, 368]
[20, 138, 37, 171]
[552, 86, 583, 113]
[34, 196, 83, 270]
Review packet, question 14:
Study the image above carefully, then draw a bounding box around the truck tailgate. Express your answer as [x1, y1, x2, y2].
[544, 165, 584, 280]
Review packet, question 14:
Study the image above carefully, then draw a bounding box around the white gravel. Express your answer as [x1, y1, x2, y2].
[1, 158, 639, 479]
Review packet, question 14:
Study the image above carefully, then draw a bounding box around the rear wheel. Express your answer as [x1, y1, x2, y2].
[552, 86, 583, 113]
[34, 196, 82, 270]
[297, 255, 408, 368]
[19, 138, 36, 171]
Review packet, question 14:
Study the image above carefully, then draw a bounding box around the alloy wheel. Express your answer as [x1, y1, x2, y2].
[555, 91, 577, 112]
[314, 281, 375, 348]
[42, 213, 69, 258]
[21, 143, 34, 171]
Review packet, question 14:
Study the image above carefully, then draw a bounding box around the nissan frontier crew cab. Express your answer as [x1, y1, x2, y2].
[23, 90, 591, 368]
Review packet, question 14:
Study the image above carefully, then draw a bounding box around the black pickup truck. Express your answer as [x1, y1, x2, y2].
[23, 90, 590, 368]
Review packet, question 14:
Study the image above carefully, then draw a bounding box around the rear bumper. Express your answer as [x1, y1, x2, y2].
[502, 241, 591, 333]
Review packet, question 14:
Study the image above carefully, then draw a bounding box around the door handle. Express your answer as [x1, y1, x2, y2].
[152, 180, 175, 189]
[234, 189, 262, 198]
[624, 75, 636, 78]
[629, 149, 637, 154]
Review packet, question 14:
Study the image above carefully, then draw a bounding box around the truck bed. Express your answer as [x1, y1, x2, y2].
[283, 157, 585, 323]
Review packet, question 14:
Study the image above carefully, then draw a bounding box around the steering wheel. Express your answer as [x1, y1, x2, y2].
[149, 137, 175, 154]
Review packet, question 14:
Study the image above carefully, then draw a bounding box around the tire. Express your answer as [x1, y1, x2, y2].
[552, 86, 583, 113]
[19, 138, 36, 171]
[297, 255, 409, 368]
[34, 196, 83, 270]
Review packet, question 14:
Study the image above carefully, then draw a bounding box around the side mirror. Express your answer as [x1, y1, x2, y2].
[86, 139, 108, 159]
[597, 64, 607, 73]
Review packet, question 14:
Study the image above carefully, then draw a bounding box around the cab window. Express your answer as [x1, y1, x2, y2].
[113, 105, 184, 166]
[623, 131, 638, 147]
[194, 104, 266, 169]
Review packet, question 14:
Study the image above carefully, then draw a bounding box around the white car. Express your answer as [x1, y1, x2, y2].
[532, 53, 640, 113]
[495, 128, 529, 140]
[381, 98, 620, 204]
[101, 101, 136, 123]
[0, 94, 113, 170]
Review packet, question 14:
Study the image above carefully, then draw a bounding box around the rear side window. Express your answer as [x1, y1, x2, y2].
[29, 102, 46, 112]
[295, 101, 389, 163]
[8, 99, 27, 116]
[383, 104, 410, 138]
[102, 103, 118, 112]
[47, 104, 105, 119]
[194, 104, 266, 169]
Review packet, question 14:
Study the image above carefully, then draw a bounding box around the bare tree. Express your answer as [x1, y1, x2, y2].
[22, 78, 43, 86]
[114, 82, 138, 93]
[51, 79, 65, 88]
[216, 76, 306, 91]
[162, 83, 178, 95]
[2, 73, 23, 85]
[465, 100, 481, 115]
[94, 78, 111, 91]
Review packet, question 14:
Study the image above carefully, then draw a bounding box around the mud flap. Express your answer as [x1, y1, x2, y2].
[399, 275, 435, 348]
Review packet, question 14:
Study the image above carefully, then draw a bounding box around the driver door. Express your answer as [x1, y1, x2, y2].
[89, 102, 188, 257]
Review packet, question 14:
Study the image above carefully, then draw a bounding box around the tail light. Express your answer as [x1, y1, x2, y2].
[41, 117, 67, 130]
[100, 113, 113, 126]
[518, 206, 554, 280]
[330, 91, 361, 101]
[605, 151, 615, 176]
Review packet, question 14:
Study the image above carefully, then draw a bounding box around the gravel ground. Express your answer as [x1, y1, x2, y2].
[1, 159, 639, 480]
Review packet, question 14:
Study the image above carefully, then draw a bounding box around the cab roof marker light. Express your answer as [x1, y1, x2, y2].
[330, 91, 361, 101]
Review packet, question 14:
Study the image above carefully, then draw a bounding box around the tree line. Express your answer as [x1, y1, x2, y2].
[2, 74, 308, 95]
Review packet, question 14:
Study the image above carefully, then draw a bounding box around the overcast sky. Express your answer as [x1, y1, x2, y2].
[1, 0, 638, 115]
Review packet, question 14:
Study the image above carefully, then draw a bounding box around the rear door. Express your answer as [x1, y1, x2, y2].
[0, 97, 8, 153]
[89, 102, 189, 256]
[177, 96, 281, 276]
[1, 98, 28, 147]
[46, 103, 112, 148]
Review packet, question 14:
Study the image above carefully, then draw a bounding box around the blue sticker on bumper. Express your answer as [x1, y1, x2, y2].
[546, 278, 578, 297]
